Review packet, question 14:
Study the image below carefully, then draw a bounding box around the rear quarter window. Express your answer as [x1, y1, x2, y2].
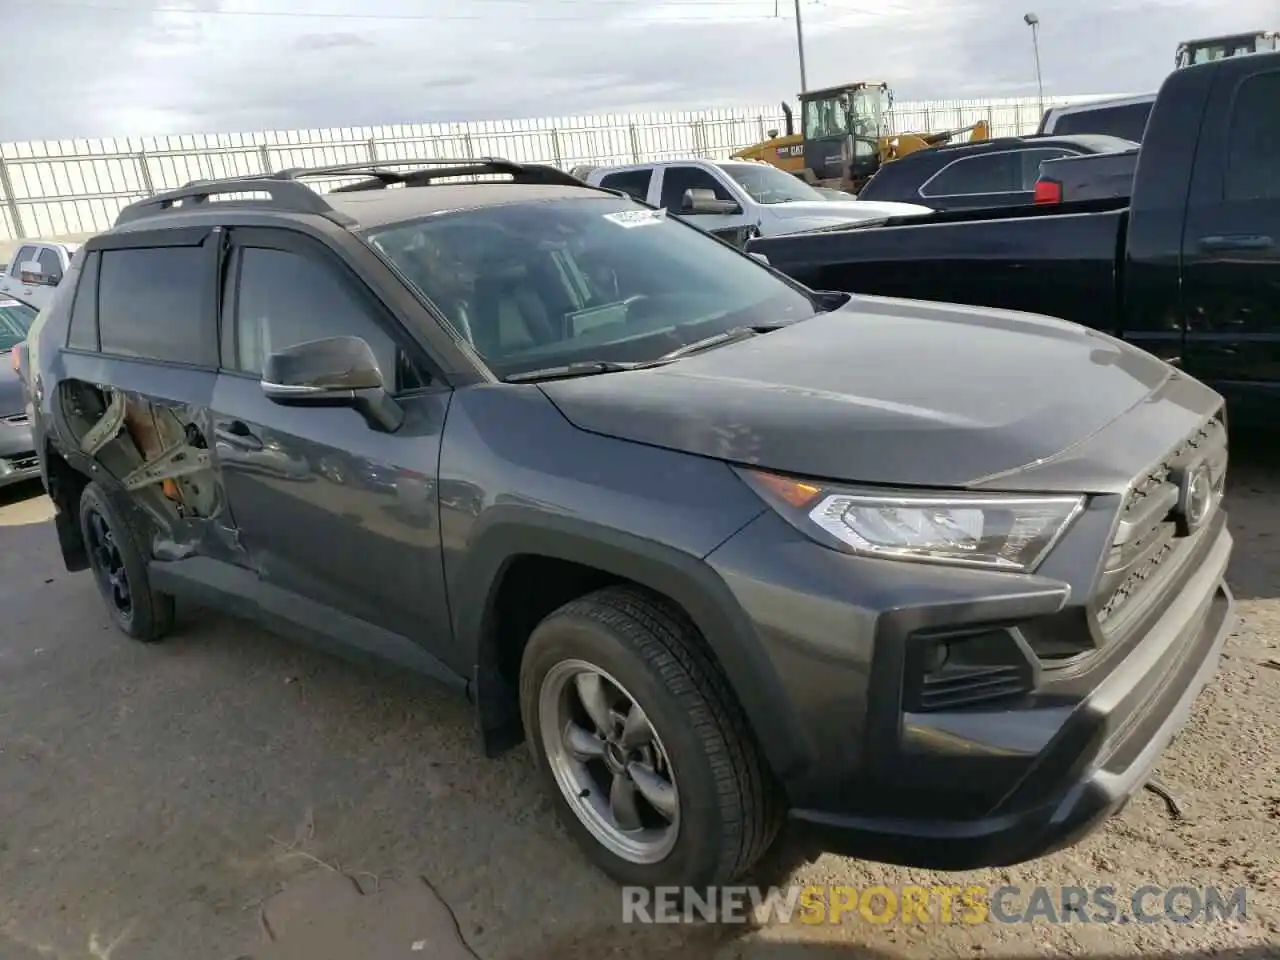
[1053, 103, 1153, 142]
[66, 251, 100, 351]
[598, 169, 653, 201]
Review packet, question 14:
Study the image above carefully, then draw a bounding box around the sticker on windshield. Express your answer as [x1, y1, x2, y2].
[602, 209, 667, 228]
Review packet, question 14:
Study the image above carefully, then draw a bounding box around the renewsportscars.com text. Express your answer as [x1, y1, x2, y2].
[622, 884, 1249, 925]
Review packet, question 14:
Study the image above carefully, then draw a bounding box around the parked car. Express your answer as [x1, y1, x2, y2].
[583, 158, 930, 237]
[0, 297, 40, 488]
[855, 134, 1139, 211]
[28, 158, 1234, 890]
[1037, 94, 1156, 142]
[749, 51, 1280, 424]
[0, 240, 79, 312]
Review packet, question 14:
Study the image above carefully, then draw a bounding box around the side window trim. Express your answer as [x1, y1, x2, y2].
[919, 148, 1069, 198]
[221, 227, 436, 394]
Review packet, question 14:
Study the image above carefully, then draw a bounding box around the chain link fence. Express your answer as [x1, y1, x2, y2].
[0, 94, 1117, 242]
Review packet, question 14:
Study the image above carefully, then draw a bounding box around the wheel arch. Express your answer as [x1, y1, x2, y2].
[457, 507, 805, 780]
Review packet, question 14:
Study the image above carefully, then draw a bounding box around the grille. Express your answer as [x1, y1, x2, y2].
[4, 453, 38, 472]
[918, 664, 1030, 711]
[1095, 415, 1227, 633]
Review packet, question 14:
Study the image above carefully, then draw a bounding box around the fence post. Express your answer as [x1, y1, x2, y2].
[259, 145, 274, 174]
[549, 127, 563, 168]
[0, 157, 25, 239]
[987, 105, 994, 136]
[463, 132, 475, 158]
[758, 114, 766, 140]
[367, 138, 379, 163]
[136, 151, 156, 195]
[628, 124, 642, 163]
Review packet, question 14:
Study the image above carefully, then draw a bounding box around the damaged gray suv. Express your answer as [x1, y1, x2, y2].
[21, 159, 1235, 889]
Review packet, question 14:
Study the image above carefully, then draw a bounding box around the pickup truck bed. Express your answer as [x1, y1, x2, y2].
[749, 50, 1280, 421]
[760, 201, 1127, 331]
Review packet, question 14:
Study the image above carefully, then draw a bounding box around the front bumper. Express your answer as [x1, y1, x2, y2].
[704, 495, 1234, 871]
[0, 414, 39, 488]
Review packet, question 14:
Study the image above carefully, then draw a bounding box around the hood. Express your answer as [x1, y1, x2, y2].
[540, 296, 1219, 492]
[766, 200, 932, 221]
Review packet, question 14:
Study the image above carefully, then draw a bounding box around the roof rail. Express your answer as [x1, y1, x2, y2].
[114, 175, 356, 227]
[324, 158, 587, 192]
[113, 156, 595, 228]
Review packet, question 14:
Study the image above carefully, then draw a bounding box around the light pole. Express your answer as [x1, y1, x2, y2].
[1023, 12, 1044, 113]
[793, 0, 809, 92]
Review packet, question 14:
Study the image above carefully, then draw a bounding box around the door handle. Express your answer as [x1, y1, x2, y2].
[215, 420, 263, 451]
[1197, 234, 1274, 251]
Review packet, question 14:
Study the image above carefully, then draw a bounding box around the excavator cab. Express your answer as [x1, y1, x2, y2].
[797, 82, 892, 186]
[1175, 30, 1278, 67]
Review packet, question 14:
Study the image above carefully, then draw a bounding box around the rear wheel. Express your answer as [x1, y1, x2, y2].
[79, 481, 175, 643]
[519, 586, 781, 888]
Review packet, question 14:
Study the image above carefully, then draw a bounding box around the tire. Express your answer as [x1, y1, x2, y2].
[79, 481, 175, 643]
[519, 585, 782, 889]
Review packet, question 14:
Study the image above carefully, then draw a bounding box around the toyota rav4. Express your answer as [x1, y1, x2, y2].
[21, 159, 1235, 889]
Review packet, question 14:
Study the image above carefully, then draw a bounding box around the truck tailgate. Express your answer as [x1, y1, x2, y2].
[750, 206, 1128, 334]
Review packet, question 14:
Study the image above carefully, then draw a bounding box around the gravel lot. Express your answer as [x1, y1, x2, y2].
[0, 439, 1276, 960]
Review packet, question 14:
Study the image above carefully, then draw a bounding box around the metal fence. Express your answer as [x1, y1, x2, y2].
[0, 94, 1118, 242]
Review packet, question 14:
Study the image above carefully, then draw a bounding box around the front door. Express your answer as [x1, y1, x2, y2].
[210, 227, 458, 670]
[1180, 64, 1280, 421]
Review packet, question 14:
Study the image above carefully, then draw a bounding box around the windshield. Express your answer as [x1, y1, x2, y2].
[719, 162, 826, 204]
[0, 299, 36, 351]
[850, 87, 888, 138]
[364, 196, 819, 380]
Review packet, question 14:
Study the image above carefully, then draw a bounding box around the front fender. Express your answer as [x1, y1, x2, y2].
[457, 505, 808, 780]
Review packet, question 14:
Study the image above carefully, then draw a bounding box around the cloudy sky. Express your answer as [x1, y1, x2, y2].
[8, 0, 1276, 140]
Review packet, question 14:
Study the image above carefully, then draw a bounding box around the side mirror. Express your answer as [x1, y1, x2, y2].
[260, 335, 404, 433]
[19, 261, 57, 285]
[682, 188, 741, 216]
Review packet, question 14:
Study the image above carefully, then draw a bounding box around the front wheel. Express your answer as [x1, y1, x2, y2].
[519, 586, 781, 889]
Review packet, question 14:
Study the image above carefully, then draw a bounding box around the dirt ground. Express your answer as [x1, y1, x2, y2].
[0, 440, 1276, 960]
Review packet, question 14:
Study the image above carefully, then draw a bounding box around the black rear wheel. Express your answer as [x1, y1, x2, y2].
[79, 482, 175, 642]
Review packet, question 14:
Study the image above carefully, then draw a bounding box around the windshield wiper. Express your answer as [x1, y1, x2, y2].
[503, 360, 647, 383]
[656, 323, 790, 362]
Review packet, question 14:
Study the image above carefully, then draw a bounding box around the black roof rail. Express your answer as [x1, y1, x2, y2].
[113, 157, 598, 228]
[324, 158, 587, 192]
[114, 174, 357, 227]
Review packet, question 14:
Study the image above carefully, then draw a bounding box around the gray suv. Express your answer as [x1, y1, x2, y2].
[21, 159, 1235, 890]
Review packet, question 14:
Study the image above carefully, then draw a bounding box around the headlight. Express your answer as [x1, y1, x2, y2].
[739, 468, 1084, 572]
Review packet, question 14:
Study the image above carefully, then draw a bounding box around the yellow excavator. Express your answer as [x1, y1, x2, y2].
[733, 81, 991, 194]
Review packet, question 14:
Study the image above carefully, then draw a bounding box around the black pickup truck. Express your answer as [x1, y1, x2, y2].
[749, 51, 1280, 423]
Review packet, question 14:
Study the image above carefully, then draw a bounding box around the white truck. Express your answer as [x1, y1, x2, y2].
[582, 158, 930, 238]
[0, 240, 80, 312]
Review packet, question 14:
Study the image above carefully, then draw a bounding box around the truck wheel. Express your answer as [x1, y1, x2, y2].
[79, 481, 175, 643]
[519, 585, 781, 889]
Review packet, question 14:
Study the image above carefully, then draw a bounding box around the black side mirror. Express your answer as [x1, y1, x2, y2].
[682, 188, 742, 216]
[261, 335, 404, 433]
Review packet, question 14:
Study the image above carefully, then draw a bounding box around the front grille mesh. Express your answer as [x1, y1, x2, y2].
[1095, 415, 1226, 633]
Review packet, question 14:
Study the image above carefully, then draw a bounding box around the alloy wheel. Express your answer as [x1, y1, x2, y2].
[539, 659, 680, 863]
[85, 507, 132, 621]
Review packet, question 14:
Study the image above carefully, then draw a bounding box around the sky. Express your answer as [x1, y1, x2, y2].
[7, 0, 1277, 141]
